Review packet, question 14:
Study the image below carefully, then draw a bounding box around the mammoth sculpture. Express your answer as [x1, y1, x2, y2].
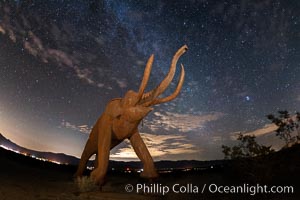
[75, 45, 188, 186]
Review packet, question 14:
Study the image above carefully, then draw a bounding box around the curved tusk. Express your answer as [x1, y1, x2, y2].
[141, 45, 188, 103]
[144, 64, 185, 106]
[136, 54, 154, 102]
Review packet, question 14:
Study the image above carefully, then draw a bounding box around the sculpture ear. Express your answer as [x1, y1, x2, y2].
[112, 105, 123, 118]
[107, 98, 123, 118]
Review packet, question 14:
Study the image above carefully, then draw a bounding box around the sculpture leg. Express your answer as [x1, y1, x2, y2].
[94, 139, 121, 169]
[94, 153, 98, 168]
[75, 138, 97, 177]
[90, 118, 112, 186]
[130, 130, 158, 179]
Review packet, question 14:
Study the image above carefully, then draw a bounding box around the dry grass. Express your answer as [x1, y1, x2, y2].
[75, 176, 98, 192]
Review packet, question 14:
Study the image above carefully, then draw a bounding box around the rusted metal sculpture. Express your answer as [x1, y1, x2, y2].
[75, 45, 188, 186]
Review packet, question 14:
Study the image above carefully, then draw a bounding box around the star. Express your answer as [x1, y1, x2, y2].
[0, 1, 299, 161]
[245, 96, 251, 101]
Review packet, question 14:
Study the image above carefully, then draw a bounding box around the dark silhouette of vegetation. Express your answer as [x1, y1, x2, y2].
[220, 110, 300, 188]
[222, 133, 274, 159]
[221, 110, 300, 160]
[267, 110, 300, 147]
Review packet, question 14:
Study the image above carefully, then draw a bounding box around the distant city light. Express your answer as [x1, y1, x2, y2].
[0, 145, 221, 173]
[0, 144, 66, 165]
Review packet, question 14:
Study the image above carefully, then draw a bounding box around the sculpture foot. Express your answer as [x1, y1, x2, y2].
[90, 169, 106, 186]
[140, 169, 159, 180]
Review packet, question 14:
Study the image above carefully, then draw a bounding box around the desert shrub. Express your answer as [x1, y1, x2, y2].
[75, 176, 98, 192]
[267, 110, 300, 147]
[222, 133, 274, 160]
[222, 133, 275, 183]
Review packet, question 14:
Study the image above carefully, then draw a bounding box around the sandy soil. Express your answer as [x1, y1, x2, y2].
[0, 161, 157, 200]
[1, 147, 299, 200]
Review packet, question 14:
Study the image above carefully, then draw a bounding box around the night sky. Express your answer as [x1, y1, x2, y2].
[0, 0, 300, 161]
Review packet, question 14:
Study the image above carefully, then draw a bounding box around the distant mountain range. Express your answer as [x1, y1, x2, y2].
[0, 133, 225, 170]
[0, 133, 80, 165]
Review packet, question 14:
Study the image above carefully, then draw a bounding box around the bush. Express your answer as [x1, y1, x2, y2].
[75, 176, 98, 192]
[222, 133, 274, 160]
[267, 110, 300, 147]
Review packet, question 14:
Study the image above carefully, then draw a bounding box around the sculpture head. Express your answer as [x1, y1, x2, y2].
[120, 45, 188, 123]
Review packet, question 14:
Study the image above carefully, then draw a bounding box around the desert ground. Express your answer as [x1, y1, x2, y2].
[1, 145, 300, 200]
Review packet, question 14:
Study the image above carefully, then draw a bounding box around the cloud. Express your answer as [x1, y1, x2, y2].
[47, 49, 76, 67]
[74, 66, 95, 84]
[1, 20, 97, 86]
[23, 33, 99, 86]
[112, 77, 128, 89]
[229, 124, 277, 140]
[145, 111, 224, 133]
[60, 121, 91, 134]
[297, 95, 300, 102]
[230, 111, 300, 141]
[239, 112, 300, 139]
[244, 124, 277, 137]
[110, 132, 198, 160]
[0, 25, 5, 34]
[211, 136, 222, 143]
[0, 10, 110, 89]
